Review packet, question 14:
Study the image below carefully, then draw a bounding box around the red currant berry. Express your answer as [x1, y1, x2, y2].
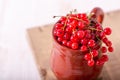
[106, 40, 112, 47]
[67, 41, 72, 48]
[77, 30, 85, 39]
[81, 13, 87, 19]
[80, 45, 87, 51]
[84, 19, 89, 24]
[62, 40, 67, 46]
[60, 16, 66, 22]
[55, 23, 63, 29]
[88, 39, 95, 47]
[96, 23, 102, 30]
[72, 20, 78, 27]
[78, 21, 85, 29]
[65, 27, 72, 33]
[85, 33, 92, 39]
[96, 55, 108, 65]
[101, 55, 108, 62]
[108, 46, 114, 52]
[100, 32, 106, 39]
[57, 37, 63, 42]
[69, 23, 76, 30]
[96, 60, 104, 65]
[85, 30, 91, 34]
[88, 59, 95, 67]
[56, 29, 64, 37]
[93, 44, 101, 50]
[61, 21, 65, 25]
[84, 53, 91, 60]
[69, 14, 76, 18]
[91, 50, 98, 57]
[53, 29, 57, 36]
[102, 37, 108, 43]
[91, 33, 95, 40]
[64, 33, 70, 40]
[71, 42, 79, 49]
[67, 17, 74, 23]
[70, 35, 79, 42]
[76, 13, 81, 19]
[104, 27, 112, 35]
[101, 46, 107, 53]
[81, 39, 88, 45]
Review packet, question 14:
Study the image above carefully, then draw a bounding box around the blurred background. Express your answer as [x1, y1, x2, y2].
[0, 0, 120, 80]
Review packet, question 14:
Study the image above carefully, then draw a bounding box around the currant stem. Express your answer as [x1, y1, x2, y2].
[87, 46, 93, 59]
[87, 46, 91, 52]
[69, 9, 77, 14]
[96, 36, 101, 41]
[62, 16, 68, 30]
[53, 16, 62, 18]
[88, 12, 95, 19]
[88, 28, 102, 32]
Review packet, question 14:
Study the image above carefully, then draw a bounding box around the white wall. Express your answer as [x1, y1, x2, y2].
[0, 0, 120, 27]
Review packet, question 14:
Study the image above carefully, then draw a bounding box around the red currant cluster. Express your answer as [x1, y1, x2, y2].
[53, 12, 114, 67]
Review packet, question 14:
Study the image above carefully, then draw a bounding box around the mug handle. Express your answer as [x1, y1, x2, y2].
[90, 7, 104, 24]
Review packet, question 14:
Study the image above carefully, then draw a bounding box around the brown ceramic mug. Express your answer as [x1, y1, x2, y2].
[50, 7, 104, 80]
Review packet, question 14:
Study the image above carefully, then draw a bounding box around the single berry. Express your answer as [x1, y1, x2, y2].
[78, 21, 85, 29]
[104, 27, 112, 35]
[77, 30, 85, 39]
[53, 29, 57, 36]
[71, 42, 79, 49]
[70, 34, 79, 42]
[88, 59, 95, 67]
[76, 13, 81, 19]
[96, 55, 108, 65]
[57, 37, 63, 42]
[101, 55, 108, 62]
[100, 32, 106, 39]
[81, 38, 88, 45]
[67, 41, 72, 48]
[96, 23, 102, 30]
[88, 39, 95, 47]
[81, 13, 87, 19]
[106, 40, 112, 47]
[84, 19, 89, 24]
[93, 44, 101, 50]
[65, 26, 72, 33]
[108, 46, 114, 52]
[72, 20, 78, 27]
[61, 21, 65, 25]
[69, 23, 76, 30]
[85, 33, 92, 39]
[56, 29, 64, 37]
[80, 45, 87, 51]
[91, 33, 96, 40]
[55, 23, 63, 29]
[64, 33, 70, 40]
[101, 46, 107, 53]
[85, 30, 92, 39]
[91, 50, 98, 57]
[62, 40, 67, 46]
[59, 16, 66, 22]
[69, 14, 76, 18]
[96, 60, 104, 65]
[67, 17, 74, 23]
[102, 37, 108, 43]
[84, 53, 91, 60]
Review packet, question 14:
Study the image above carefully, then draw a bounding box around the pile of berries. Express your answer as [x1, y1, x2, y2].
[53, 12, 114, 67]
